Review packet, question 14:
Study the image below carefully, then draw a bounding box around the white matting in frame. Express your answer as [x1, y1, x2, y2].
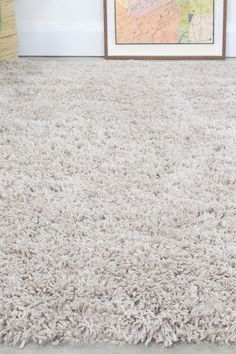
[104, 0, 227, 59]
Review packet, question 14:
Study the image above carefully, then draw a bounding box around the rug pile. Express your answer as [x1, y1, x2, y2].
[0, 60, 236, 347]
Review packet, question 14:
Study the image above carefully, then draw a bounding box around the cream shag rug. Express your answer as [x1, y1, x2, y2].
[0, 60, 236, 348]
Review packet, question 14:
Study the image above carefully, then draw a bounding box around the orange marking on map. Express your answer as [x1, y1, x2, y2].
[116, 1, 181, 44]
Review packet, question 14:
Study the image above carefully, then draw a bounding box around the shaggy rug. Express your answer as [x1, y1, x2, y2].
[0, 59, 236, 348]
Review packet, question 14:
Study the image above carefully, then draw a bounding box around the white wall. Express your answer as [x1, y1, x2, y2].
[227, 0, 236, 56]
[14, 0, 236, 57]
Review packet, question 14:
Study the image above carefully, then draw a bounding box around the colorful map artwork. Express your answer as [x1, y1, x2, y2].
[115, 0, 214, 44]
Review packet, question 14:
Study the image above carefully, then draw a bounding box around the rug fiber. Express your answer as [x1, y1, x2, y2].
[0, 59, 236, 347]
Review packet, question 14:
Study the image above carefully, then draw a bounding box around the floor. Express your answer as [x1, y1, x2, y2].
[22, 56, 236, 62]
[1, 57, 235, 354]
[22, 56, 103, 62]
[1, 344, 236, 354]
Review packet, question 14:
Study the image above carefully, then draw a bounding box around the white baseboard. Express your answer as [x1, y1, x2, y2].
[18, 28, 236, 57]
[18, 28, 104, 56]
[227, 31, 236, 57]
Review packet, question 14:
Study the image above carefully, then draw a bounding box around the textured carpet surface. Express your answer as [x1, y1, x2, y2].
[0, 59, 236, 348]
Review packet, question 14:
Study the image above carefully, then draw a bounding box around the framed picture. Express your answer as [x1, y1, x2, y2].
[104, 0, 227, 60]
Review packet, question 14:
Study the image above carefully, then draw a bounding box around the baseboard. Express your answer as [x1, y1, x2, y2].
[18, 28, 236, 57]
[227, 31, 236, 57]
[18, 28, 104, 56]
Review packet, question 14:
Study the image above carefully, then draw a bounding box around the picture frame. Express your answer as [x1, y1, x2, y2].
[104, 0, 227, 60]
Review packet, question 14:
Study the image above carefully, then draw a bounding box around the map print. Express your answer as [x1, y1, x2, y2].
[115, 0, 214, 44]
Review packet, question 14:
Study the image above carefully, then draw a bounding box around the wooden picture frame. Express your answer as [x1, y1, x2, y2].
[104, 0, 227, 60]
